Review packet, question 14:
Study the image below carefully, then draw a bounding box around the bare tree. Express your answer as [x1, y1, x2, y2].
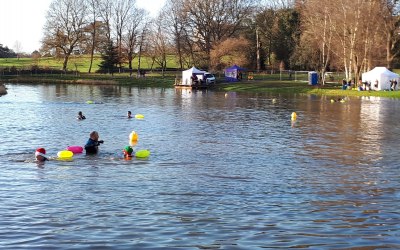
[256, 8, 277, 67]
[380, 0, 400, 69]
[182, 0, 258, 67]
[210, 37, 251, 70]
[124, 7, 147, 74]
[147, 14, 171, 76]
[137, 22, 150, 77]
[43, 0, 88, 71]
[98, 0, 113, 44]
[113, 0, 135, 71]
[162, 0, 187, 70]
[86, 0, 101, 73]
[297, 0, 389, 82]
[300, 0, 334, 84]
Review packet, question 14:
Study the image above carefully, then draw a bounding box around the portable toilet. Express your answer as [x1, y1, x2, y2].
[308, 71, 318, 85]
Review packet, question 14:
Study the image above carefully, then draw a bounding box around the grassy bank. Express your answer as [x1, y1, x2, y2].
[3, 72, 400, 99]
[0, 55, 179, 72]
[218, 80, 400, 99]
[0, 72, 176, 88]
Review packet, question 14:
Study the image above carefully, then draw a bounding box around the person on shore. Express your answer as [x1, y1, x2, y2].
[391, 79, 397, 91]
[77, 111, 86, 120]
[84, 131, 104, 154]
[35, 148, 48, 162]
[374, 79, 379, 89]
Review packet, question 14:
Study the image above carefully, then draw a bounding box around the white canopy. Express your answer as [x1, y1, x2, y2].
[361, 67, 399, 90]
[182, 67, 206, 85]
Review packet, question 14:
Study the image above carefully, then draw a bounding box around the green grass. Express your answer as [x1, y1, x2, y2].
[0, 54, 180, 72]
[2, 56, 400, 99]
[0, 73, 176, 88]
[218, 80, 400, 99]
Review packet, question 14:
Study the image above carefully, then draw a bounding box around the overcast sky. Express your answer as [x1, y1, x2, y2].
[0, 0, 165, 53]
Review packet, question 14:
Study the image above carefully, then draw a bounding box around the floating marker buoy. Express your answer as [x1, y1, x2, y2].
[135, 149, 150, 158]
[135, 114, 144, 119]
[291, 112, 297, 121]
[86, 100, 94, 104]
[57, 150, 73, 159]
[129, 131, 138, 142]
[66, 146, 83, 154]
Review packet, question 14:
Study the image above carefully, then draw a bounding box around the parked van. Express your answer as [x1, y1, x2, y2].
[204, 73, 216, 85]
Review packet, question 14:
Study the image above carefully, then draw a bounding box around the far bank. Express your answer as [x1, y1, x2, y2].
[2, 74, 400, 99]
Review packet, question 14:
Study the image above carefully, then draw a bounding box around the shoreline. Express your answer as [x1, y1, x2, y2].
[218, 80, 400, 99]
[2, 75, 400, 99]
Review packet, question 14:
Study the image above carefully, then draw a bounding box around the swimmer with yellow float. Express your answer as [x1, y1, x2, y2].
[35, 147, 74, 162]
[34, 129, 150, 162]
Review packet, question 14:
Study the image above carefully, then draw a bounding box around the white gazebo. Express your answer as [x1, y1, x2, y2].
[361, 67, 399, 90]
[181, 67, 206, 86]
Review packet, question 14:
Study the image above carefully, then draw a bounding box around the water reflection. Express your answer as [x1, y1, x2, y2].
[0, 84, 399, 249]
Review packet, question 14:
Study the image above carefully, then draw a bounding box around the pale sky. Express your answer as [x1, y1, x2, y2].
[0, 0, 165, 53]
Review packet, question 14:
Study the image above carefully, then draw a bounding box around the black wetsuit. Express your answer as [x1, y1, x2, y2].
[85, 138, 101, 154]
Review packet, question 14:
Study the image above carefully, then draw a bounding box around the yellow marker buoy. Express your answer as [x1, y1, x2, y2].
[57, 150, 74, 159]
[135, 149, 150, 158]
[135, 114, 144, 119]
[291, 112, 297, 121]
[129, 131, 138, 143]
[86, 100, 94, 104]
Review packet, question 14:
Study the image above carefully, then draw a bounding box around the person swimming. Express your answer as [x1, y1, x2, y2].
[84, 131, 104, 154]
[77, 111, 86, 120]
[35, 148, 48, 162]
[123, 145, 133, 158]
[127, 111, 132, 119]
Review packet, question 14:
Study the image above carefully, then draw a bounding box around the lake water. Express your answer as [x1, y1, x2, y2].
[0, 84, 399, 249]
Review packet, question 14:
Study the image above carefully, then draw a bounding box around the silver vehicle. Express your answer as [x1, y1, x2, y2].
[204, 73, 216, 85]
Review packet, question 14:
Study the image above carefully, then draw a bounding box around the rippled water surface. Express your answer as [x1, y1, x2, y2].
[0, 84, 399, 249]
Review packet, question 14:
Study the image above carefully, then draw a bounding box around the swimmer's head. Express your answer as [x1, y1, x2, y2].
[90, 131, 99, 140]
[123, 146, 133, 157]
[35, 148, 48, 162]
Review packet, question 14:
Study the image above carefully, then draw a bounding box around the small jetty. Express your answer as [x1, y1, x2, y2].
[174, 79, 210, 89]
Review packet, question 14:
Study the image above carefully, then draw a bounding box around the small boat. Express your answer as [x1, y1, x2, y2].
[174, 80, 209, 89]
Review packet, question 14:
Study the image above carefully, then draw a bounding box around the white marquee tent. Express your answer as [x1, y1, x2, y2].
[181, 67, 206, 86]
[361, 67, 399, 90]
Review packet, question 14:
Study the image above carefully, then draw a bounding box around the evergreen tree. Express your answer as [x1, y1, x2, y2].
[97, 41, 120, 75]
[0, 44, 17, 58]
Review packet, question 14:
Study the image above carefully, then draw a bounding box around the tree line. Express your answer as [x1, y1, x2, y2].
[0, 44, 17, 58]
[5, 0, 400, 82]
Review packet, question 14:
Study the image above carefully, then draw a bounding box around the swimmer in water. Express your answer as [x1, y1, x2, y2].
[35, 148, 48, 162]
[127, 111, 132, 119]
[123, 146, 133, 159]
[77, 111, 86, 120]
[84, 131, 104, 154]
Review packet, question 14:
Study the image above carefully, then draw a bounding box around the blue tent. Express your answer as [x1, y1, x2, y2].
[225, 65, 246, 82]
